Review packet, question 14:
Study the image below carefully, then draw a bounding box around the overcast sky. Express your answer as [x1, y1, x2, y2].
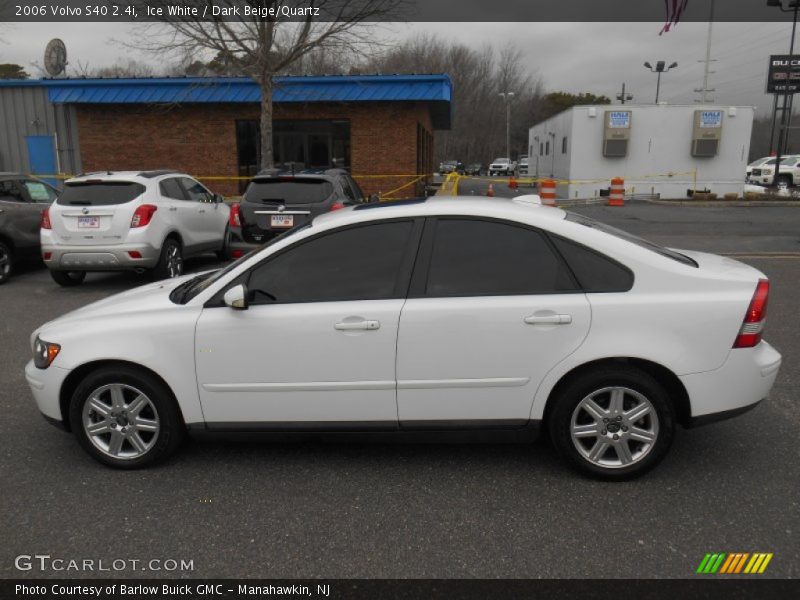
[0, 21, 792, 116]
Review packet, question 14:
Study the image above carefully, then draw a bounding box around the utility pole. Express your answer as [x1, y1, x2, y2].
[769, 0, 800, 186]
[616, 83, 633, 104]
[695, 0, 717, 103]
[499, 91, 515, 159]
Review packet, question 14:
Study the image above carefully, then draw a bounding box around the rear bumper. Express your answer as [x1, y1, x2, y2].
[42, 242, 160, 271]
[680, 341, 782, 422]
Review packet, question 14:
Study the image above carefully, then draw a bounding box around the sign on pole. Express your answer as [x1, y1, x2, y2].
[767, 55, 800, 94]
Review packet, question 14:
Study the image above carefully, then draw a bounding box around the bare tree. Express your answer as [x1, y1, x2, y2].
[127, 1, 406, 169]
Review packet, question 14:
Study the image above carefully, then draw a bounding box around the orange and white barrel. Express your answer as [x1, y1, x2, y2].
[608, 177, 625, 206]
[540, 179, 557, 206]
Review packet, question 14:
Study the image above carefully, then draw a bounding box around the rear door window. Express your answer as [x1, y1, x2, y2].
[424, 218, 578, 297]
[0, 180, 27, 203]
[160, 178, 187, 200]
[244, 178, 334, 205]
[57, 182, 145, 206]
[550, 235, 633, 292]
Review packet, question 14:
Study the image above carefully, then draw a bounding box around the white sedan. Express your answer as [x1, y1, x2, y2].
[25, 196, 781, 479]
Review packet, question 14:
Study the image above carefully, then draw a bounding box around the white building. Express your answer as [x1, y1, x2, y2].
[527, 104, 754, 200]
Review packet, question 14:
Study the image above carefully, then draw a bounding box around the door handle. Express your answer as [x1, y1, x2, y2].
[334, 320, 380, 331]
[198, 209, 206, 213]
[524, 314, 572, 325]
[169, 207, 177, 212]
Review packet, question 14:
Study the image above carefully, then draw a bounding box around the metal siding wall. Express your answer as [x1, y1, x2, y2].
[0, 87, 80, 175]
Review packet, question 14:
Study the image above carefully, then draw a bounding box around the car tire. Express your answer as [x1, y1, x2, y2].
[548, 366, 675, 481]
[215, 227, 231, 261]
[153, 238, 183, 280]
[68, 365, 185, 469]
[50, 269, 86, 287]
[0, 241, 12, 284]
[777, 174, 793, 188]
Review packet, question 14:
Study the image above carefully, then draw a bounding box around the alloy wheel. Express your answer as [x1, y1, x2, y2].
[570, 386, 659, 469]
[0, 246, 10, 278]
[82, 383, 160, 460]
[166, 245, 183, 278]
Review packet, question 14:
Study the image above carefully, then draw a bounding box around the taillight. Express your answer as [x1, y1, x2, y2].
[229, 203, 242, 227]
[733, 279, 770, 348]
[330, 202, 345, 211]
[130, 204, 157, 228]
[40, 207, 52, 229]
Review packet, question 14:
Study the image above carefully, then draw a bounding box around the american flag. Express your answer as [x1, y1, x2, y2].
[660, 0, 690, 34]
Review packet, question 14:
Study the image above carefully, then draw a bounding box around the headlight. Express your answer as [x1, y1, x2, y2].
[34, 336, 60, 369]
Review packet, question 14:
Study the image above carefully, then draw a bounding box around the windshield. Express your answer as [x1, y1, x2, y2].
[493, 158, 509, 163]
[749, 158, 771, 167]
[244, 178, 333, 205]
[57, 181, 145, 206]
[170, 223, 313, 304]
[565, 212, 697, 267]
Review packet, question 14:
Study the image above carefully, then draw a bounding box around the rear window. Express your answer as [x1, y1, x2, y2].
[565, 212, 698, 267]
[244, 178, 333, 205]
[57, 181, 145, 206]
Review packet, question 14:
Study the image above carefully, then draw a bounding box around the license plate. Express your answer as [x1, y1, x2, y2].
[270, 215, 294, 228]
[77, 217, 100, 229]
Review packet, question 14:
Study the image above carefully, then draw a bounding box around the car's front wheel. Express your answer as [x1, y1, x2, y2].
[0, 241, 12, 284]
[69, 366, 185, 468]
[549, 366, 675, 480]
[50, 269, 86, 287]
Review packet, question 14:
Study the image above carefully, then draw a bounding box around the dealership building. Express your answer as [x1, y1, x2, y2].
[528, 104, 755, 200]
[0, 74, 452, 196]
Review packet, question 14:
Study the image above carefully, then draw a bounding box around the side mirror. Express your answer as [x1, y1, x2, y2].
[223, 284, 249, 310]
[214, 193, 224, 204]
[367, 194, 379, 204]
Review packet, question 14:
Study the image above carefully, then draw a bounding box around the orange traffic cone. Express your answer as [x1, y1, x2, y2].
[486, 183, 494, 197]
[509, 177, 517, 190]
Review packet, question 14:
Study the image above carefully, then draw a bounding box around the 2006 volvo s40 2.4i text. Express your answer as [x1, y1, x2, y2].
[25, 196, 782, 479]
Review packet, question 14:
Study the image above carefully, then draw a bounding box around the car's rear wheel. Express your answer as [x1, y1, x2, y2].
[154, 238, 183, 279]
[215, 227, 231, 261]
[50, 269, 86, 287]
[549, 366, 675, 480]
[777, 174, 793, 188]
[0, 241, 12, 284]
[69, 366, 185, 469]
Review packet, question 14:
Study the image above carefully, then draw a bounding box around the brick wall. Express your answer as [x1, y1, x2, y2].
[75, 102, 435, 197]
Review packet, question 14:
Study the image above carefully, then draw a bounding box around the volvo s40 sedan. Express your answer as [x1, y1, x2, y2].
[25, 196, 782, 479]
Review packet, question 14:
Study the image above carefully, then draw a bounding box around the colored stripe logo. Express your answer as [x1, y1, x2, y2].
[696, 552, 773, 574]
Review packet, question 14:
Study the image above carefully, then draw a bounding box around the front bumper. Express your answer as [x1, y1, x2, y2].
[25, 359, 71, 427]
[680, 341, 782, 421]
[42, 242, 160, 271]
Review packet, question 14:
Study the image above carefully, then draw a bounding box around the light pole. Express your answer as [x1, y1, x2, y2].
[499, 91, 515, 159]
[643, 61, 678, 103]
[767, 0, 800, 187]
[547, 131, 556, 177]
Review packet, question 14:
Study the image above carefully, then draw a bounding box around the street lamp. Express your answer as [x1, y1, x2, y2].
[767, 0, 800, 187]
[499, 91, 515, 160]
[547, 131, 556, 177]
[643, 61, 678, 103]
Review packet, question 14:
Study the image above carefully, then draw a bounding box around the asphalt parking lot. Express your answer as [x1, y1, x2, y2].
[1, 200, 798, 579]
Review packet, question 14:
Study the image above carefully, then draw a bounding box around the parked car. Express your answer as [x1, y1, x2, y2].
[41, 171, 229, 286]
[0, 173, 59, 284]
[748, 155, 800, 186]
[439, 160, 464, 175]
[518, 157, 531, 176]
[27, 195, 781, 479]
[745, 156, 776, 181]
[489, 158, 515, 176]
[228, 168, 372, 256]
[464, 163, 483, 176]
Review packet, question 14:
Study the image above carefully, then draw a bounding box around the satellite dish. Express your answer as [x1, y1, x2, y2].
[44, 39, 67, 77]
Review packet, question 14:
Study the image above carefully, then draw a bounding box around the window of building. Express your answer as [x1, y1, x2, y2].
[562, 136, 568, 154]
[545, 141, 550, 156]
[424, 219, 577, 297]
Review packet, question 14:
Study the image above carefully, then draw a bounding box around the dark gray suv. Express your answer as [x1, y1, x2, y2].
[0, 173, 59, 284]
[227, 168, 373, 257]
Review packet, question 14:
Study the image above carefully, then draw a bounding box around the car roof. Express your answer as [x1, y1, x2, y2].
[312, 196, 565, 229]
[64, 171, 187, 184]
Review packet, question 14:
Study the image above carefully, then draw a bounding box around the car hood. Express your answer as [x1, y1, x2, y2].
[32, 273, 201, 345]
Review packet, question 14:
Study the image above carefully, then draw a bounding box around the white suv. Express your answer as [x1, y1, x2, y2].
[489, 158, 515, 176]
[42, 171, 230, 286]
